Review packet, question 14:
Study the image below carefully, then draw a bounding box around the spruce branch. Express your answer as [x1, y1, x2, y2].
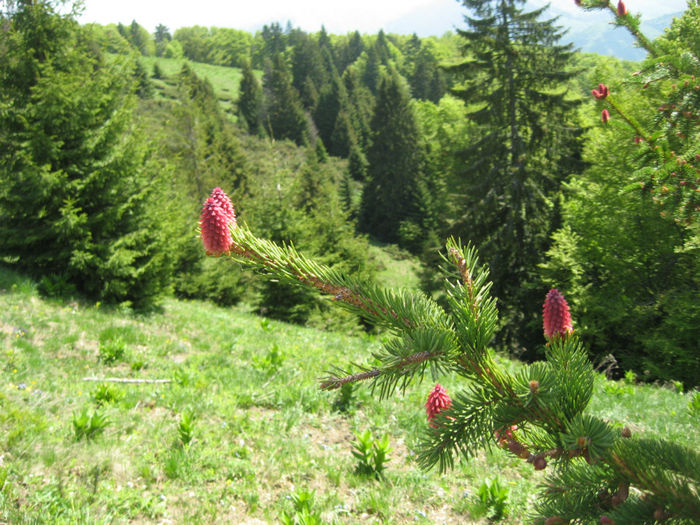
[202, 188, 700, 523]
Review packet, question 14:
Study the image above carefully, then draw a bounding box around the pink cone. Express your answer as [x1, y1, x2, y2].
[592, 83, 609, 99]
[601, 109, 610, 123]
[209, 187, 236, 222]
[200, 188, 236, 256]
[543, 289, 573, 339]
[617, 1, 627, 16]
[426, 384, 451, 428]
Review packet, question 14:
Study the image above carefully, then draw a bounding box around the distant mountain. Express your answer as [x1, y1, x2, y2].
[542, 5, 682, 61]
[383, 0, 684, 62]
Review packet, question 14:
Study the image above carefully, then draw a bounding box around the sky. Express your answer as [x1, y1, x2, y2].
[77, 0, 689, 35]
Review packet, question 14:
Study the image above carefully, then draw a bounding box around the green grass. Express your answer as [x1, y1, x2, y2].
[139, 56, 244, 117]
[0, 265, 697, 523]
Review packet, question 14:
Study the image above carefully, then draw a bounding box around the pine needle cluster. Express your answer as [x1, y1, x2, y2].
[203, 187, 699, 524]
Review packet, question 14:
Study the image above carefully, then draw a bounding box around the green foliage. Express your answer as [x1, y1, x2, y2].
[261, 54, 310, 145]
[237, 60, 263, 134]
[541, 5, 700, 386]
[279, 489, 322, 525]
[332, 382, 358, 413]
[359, 68, 435, 252]
[214, 217, 700, 523]
[689, 392, 700, 417]
[466, 478, 510, 521]
[351, 430, 391, 480]
[176, 410, 196, 447]
[0, 2, 172, 309]
[252, 343, 286, 373]
[98, 338, 127, 364]
[91, 384, 125, 406]
[448, 0, 584, 354]
[72, 408, 109, 442]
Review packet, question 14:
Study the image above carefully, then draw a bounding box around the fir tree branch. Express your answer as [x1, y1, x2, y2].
[229, 225, 447, 333]
[320, 350, 436, 390]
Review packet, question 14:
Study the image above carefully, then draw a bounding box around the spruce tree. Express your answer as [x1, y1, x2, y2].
[359, 68, 431, 250]
[314, 72, 350, 155]
[448, 0, 583, 353]
[237, 60, 263, 135]
[261, 54, 310, 145]
[0, 1, 171, 308]
[290, 32, 328, 110]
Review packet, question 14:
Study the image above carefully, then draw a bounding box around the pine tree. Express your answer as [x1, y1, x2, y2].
[290, 32, 328, 110]
[314, 72, 350, 154]
[343, 66, 374, 149]
[261, 54, 310, 145]
[359, 68, 431, 249]
[448, 0, 583, 353]
[237, 60, 263, 135]
[0, 1, 171, 308]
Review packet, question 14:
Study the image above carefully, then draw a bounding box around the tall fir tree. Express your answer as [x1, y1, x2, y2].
[261, 54, 310, 145]
[290, 32, 327, 110]
[0, 0, 171, 308]
[448, 0, 583, 354]
[359, 68, 432, 250]
[237, 59, 263, 135]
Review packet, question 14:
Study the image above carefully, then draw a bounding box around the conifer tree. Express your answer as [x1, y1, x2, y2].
[314, 72, 350, 154]
[0, 0, 171, 308]
[359, 68, 432, 250]
[261, 54, 310, 145]
[291, 32, 328, 110]
[337, 30, 365, 73]
[448, 0, 583, 353]
[343, 66, 374, 149]
[237, 60, 263, 135]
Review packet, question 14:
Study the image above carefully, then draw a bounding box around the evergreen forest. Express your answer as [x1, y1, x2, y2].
[1, 0, 699, 523]
[1, 0, 698, 386]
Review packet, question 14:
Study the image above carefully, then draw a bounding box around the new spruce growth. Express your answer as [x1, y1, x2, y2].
[202, 190, 699, 524]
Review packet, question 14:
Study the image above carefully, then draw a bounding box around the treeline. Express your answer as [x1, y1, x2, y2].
[1, 1, 697, 386]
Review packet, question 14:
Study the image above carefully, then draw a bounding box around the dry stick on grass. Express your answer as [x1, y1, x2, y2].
[82, 377, 171, 384]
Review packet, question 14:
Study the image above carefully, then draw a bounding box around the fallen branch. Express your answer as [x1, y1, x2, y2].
[82, 377, 171, 384]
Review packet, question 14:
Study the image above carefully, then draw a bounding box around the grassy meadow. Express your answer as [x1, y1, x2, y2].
[0, 265, 698, 524]
[140, 56, 244, 117]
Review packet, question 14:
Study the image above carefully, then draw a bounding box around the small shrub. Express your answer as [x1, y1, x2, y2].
[466, 478, 509, 522]
[176, 410, 196, 447]
[91, 384, 124, 406]
[252, 343, 285, 372]
[98, 338, 127, 364]
[130, 359, 146, 371]
[332, 383, 357, 414]
[280, 489, 322, 525]
[38, 274, 77, 298]
[623, 370, 637, 385]
[351, 430, 391, 480]
[72, 408, 109, 441]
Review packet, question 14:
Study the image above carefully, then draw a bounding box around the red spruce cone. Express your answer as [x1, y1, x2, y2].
[200, 188, 236, 256]
[592, 83, 609, 100]
[617, 1, 628, 16]
[543, 289, 573, 339]
[426, 384, 451, 428]
[601, 109, 611, 123]
[209, 186, 236, 222]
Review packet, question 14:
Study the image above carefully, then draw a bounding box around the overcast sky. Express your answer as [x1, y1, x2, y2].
[77, 0, 689, 35]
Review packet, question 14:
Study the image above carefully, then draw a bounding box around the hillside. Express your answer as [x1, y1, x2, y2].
[1, 266, 698, 523]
